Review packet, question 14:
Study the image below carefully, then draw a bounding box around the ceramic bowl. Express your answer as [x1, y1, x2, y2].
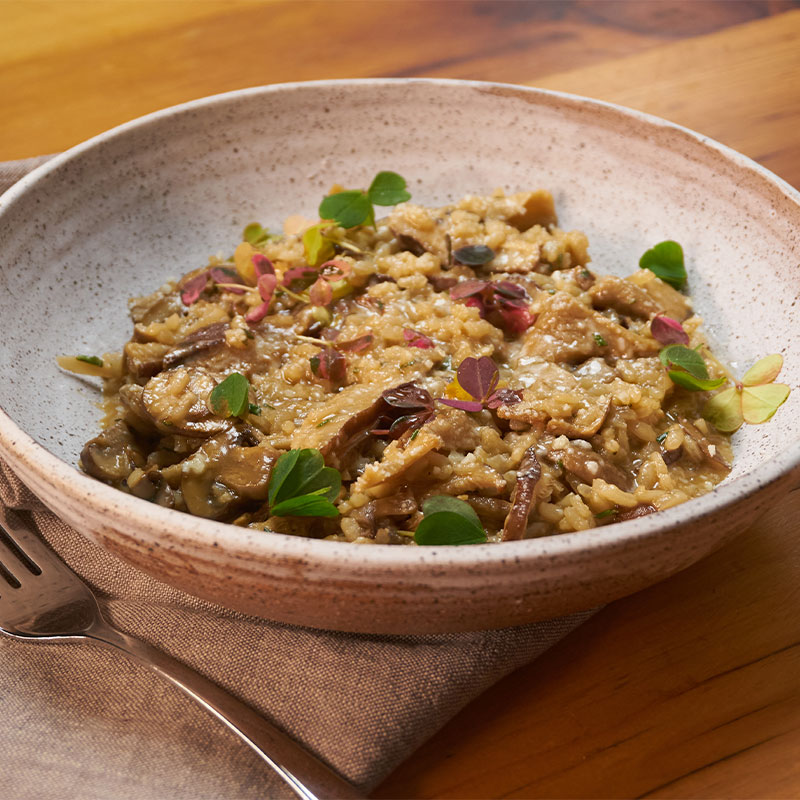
[1, 79, 799, 633]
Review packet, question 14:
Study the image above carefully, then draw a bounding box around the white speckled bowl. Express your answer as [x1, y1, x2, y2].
[1, 79, 799, 633]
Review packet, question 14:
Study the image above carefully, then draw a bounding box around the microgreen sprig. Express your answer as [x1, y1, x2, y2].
[370, 383, 436, 440]
[268, 449, 341, 518]
[449, 280, 534, 335]
[704, 354, 791, 432]
[414, 496, 487, 546]
[640, 240, 687, 289]
[318, 171, 410, 230]
[209, 373, 251, 419]
[659, 344, 726, 392]
[439, 357, 522, 412]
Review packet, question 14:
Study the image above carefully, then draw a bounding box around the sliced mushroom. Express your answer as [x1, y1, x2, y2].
[162, 322, 229, 369]
[180, 429, 278, 520]
[616, 503, 657, 522]
[124, 341, 173, 379]
[680, 420, 731, 473]
[142, 366, 231, 437]
[466, 495, 512, 523]
[80, 421, 145, 484]
[501, 448, 542, 541]
[547, 443, 634, 492]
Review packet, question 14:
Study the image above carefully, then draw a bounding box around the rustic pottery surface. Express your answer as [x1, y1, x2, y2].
[0, 79, 798, 634]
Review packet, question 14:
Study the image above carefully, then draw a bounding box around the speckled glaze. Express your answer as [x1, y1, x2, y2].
[1, 80, 799, 633]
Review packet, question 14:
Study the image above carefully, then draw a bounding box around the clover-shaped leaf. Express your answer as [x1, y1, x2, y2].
[704, 354, 790, 432]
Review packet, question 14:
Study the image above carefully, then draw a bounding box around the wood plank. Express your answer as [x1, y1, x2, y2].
[534, 10, 800, 187]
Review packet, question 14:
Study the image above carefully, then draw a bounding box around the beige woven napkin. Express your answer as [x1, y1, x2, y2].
[0, 157, 596, 800]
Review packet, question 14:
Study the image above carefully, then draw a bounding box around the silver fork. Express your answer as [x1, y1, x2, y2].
[0, 507, 363, 800]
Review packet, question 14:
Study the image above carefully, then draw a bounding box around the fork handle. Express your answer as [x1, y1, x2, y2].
[83, 620, 364, 800]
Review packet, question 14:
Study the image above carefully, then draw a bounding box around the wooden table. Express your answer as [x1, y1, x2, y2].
[2, 2, 799, 797]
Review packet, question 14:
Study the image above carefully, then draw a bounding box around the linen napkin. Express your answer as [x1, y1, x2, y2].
[0, 156, 595, 800]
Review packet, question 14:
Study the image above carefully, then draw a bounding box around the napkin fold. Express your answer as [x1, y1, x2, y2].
[0, 156, 595, 800]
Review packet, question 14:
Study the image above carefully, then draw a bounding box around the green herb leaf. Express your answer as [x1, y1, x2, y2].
[76, 355, 103, 367]
[248, 403, 261, 415]
[367, 171, 410, 206]
[703, 386, 743, 432]
[639, 240, 687, 289]
[319, 190, 372, 229]
[742, 353, 783, 387]
[741, 383, 791, 424]
[268, 448, 341, 517]
[209, 372, 250, 418]
[593, 333, 607, 347]
[659, 344, 709, 379]
[243, 222, 272, 245]
[667, 371, 726, 392]
[302, 223, 336, 267]
[414, 496, 487, 546]
[595, 508, 617, 519]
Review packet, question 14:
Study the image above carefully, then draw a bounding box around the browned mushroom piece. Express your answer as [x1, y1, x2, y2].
[180, 429, 278, 520]
[142, 366, 231, 437]
[128, 287, 184, 326]
[572, 266, 596, 291]
[589, 275, 662, 319]
[80, 421, 146, 484]
[124, 341, 173, 379]
[501, 447, 543, 541]
[162, 322, 229, 369]
[680, 420, 732, 473]
[467, 495, 513, 524]
[615, 503, 657, 522]
[547, 443, 634, 492]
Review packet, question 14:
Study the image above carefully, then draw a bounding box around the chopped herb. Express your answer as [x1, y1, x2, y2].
[593, 333, 607, 347]
[595, 508, 617, 519]
[209, 373, 250, 418]
[580, 269, 591, 278]
[401, 360, 417, 368]
[557, 459, 565, 470]
[410, 429, 420, 441]
[268, 449, 341, 518]
[318, 171, 410, 229]
[435, 355, 453, 371]
[248, 403, 261, 415]
[639, 240, 687, 289]
[316, 415, 335, 428]
[76, 355, 103, 367]
[244, 329, 255, 339]
[704, 354, 791, 432]
[453, 244, 495, 266]
[547, 287, 556, 295]
[656, 432, 668, 444]
[414, 496, 487, 546]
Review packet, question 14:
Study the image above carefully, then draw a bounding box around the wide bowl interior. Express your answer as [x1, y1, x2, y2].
[1, 79, 799, 633]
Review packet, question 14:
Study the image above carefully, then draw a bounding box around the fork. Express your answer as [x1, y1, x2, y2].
[0, 508, 363, 800]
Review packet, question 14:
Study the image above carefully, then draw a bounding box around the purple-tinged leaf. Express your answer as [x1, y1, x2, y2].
[319, 259, 351, 281]
[457, 356, 499, 402]
[283, 267, 318, 292]
[309, 277, 333, 306]
[403, 328, 434, 349]
[439, 398, 484, 413]
[650, 314, 689, 345]
[310, 347, 347, 384]
[453, 244, 495, 266]
[180, 271, 209, 305]
[381, 382, 435, 411]
[209, 267, 245, 294]
[257, 273, 278, 302]
[245, 301, 270, 324]
[449, 280, 489, 300]
[486, 388, 523, 409]
[251, 254, 275, 278]
[371, 409, 435, 439]
[494, 281, 528, 300]
[337, 333, 374, 353]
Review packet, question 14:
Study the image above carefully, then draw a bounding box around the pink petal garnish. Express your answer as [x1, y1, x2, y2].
[457, 356, 500, 402]
[438, 398, 484, 413]
[283, 267, 318, 292]
[337, 333, 374, 353]
[449, 279, 489, 300]
[257, 273, 278, 302]
[245, 301, 270, 324]
[180, 271, 209, 305]
[251, 254, 275, 278]
[403, 328, 434, 349]
[650, 314, 689, 345]
[319, 259, 352, 281]
[309, 277, 333, 306]
[209, 267, 246, 294]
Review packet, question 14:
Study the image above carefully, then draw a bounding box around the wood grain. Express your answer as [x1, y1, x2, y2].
[2, 2, 800, 798]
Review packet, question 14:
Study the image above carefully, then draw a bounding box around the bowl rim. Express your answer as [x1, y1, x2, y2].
[1, 77, 799, 570]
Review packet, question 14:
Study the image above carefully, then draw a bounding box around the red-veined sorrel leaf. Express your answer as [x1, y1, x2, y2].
[403, 328, 434, 349]
[449, 280, 489, 301]
[439, 398, 484, 412]
[457, 356, 499, 402]
[257, 273, 277, 302]
[337, 333, 374, 353]
[486, 388, 523, 409]
[283, 267, 318, 292]
[180, 271, 209, 305]
[310, 347, 347, 384]
[209, 267, 246, 294]
[251, 254, 275, 279]
[319, 259, 351, 281]
[309, 277, 333, 306]
[650, 314, 689, 345]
